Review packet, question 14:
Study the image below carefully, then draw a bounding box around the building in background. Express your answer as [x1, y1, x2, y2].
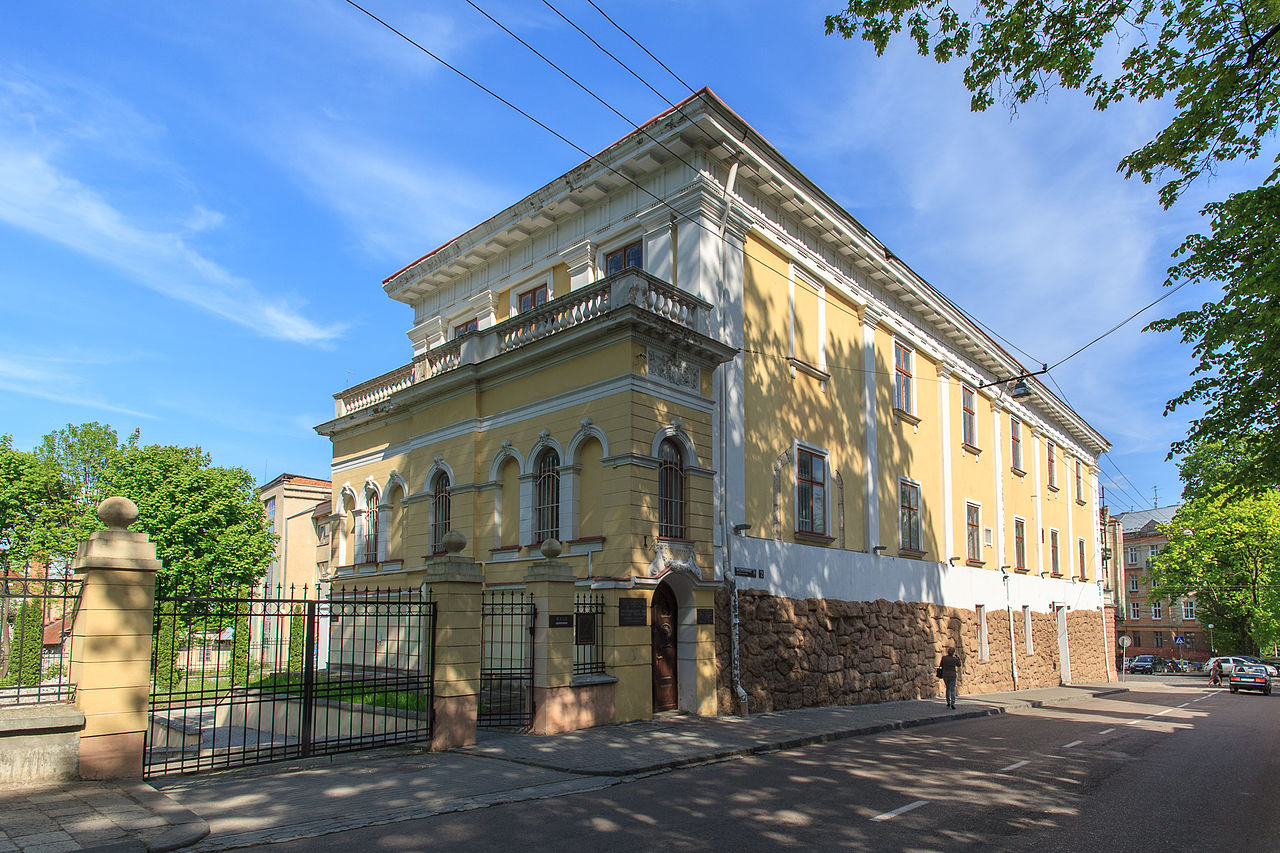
[1114, 504, 1208, 663]
[316, 89, 1114, 735]
[256, 474, 333, 667]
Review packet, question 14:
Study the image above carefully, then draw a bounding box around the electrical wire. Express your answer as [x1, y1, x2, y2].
[1047, 278, 1194, 371]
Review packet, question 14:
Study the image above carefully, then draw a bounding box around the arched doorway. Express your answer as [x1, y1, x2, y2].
[651, 583, 679, 712]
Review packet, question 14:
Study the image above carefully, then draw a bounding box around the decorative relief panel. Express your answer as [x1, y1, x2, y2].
[647, 348, 699, 391]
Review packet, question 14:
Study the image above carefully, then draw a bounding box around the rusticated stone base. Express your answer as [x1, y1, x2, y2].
[716, 590, 1109, 714]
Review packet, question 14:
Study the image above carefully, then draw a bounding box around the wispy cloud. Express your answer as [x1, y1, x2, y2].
[271, 123, 507, 259]
[0, 71, 341, 345]
[0, 354, 154, 419]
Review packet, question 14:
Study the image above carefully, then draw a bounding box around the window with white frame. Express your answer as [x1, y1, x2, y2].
[1183, 599, 1196, 620]
[893, 342, 914, 414]
[605, 240, 642, 275]
[657, 438, 686, 539]
[1151, 600, 1162, 620]
[518, 283, 549, 314]
[976, 604, 989, 660]
[1049, 529, 1060, 574]
[1128, 546, 1138, 565]
[1128, 574, 1139, 592]
[1078, 538, 1087, 580]
[363, 487, 380, 564]
[1130, 601, 1140, 620]
[961, 387, 977, 447]
[453, 318, 479, 338]
[1014, 518, 1026, 569]
[430, 471, 451, 554]
[1010, 418, 1023, 471]
[796, 445, 828, 536]
[1074, 459, 1084, 502]
[1047, 441, 1058, 489]
[966, 502, 982, 561]
[533, 448, 561, 543]
[899, 479, 922, 552]
[1023, 605, 1033, 654]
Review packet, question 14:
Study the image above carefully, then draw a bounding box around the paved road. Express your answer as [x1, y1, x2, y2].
[246, 678, 1279, 852]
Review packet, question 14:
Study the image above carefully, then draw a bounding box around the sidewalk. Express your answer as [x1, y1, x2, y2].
[153, 683, 1125, 852]
[2, 683, 1125, 852]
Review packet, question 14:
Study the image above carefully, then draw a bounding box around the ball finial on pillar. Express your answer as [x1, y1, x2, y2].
[97, 496, 139, 531]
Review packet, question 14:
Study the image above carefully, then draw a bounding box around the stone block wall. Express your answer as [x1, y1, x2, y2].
[716, 589, 1108, 714]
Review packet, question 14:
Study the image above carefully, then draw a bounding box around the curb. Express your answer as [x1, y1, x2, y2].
[126, 780, 211, 853]
[469, 686, 1131, 778]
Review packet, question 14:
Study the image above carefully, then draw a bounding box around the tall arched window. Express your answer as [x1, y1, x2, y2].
[431, 471, 451, 553]
[658, 438, 685, 539]
[364, 488, 380, 563]
[534, 449, 560, 543]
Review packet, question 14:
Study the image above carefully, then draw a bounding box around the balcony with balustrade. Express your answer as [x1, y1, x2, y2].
[330, 268, 727, 420]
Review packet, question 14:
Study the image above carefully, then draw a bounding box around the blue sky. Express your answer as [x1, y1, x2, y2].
[0, 0, 1258, 512]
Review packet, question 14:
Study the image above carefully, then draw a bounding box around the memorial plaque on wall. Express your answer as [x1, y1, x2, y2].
[618, 597, 647, 626]
[549, 614, 573, 629]
[575, 612, 596, 645]
[696, 608, 714, 625]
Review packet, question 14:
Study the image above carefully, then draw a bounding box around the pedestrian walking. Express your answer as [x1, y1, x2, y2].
[1209, 658, 1222, 687]
[939, 646, 962, 709]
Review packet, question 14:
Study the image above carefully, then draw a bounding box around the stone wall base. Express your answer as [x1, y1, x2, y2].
[431, 694, 477, 750]
[531, 677, 617, 735]
[716, 590, 1111, 714]
[79, 730, 143, 780]
[0, 704, 85, 785]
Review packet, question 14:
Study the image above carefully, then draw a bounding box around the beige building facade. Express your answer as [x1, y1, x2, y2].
[316, 89, 1114, 732]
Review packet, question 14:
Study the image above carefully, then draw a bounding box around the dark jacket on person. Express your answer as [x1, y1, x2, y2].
[940, 653, 961, 681]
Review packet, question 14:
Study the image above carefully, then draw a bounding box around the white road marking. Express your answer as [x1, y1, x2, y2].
[1177, 702, 1190, 708]
[1125, 719, 1142, 725]
[1154, 708, 1175, 716]
[1063, 740, 1083, 749]
[997, 760, 1029, 773]
[1098, 728, 1115, 735]
[871, 800, 928, 822]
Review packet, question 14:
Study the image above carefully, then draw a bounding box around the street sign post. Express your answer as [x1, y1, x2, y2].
[1118, 635, 1131, 680]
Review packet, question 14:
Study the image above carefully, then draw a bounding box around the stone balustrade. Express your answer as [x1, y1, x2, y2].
[336, 269, 713, 416]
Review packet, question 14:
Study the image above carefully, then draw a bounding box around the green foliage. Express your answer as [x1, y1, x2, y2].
[4, 601, 46, 687]
[0, 435, 76, 574]
[825, 0, 1280, 478]
[1150, 491, 1280, 654]
[287, 605, 306, 674]
[1145, 186, 1280, 495]
[230, 603, 251, 687]
[154, 600, 181, 691]
[36, 422, 126, 551]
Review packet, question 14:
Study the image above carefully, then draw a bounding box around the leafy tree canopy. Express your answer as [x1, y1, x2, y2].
[826, 0, 1280, 492]
[0, 425, 274, 599]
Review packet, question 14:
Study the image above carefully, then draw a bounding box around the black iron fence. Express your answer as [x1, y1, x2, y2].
[145, 584, 435, 777]
[0, 574, 82, 706]
[478, 589, 535, 729]
[574, 592, 606, 677]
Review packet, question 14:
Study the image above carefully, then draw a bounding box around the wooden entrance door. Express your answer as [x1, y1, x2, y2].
[651, 584, 678, 712]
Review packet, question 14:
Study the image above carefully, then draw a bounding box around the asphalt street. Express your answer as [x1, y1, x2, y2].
[243, 677, 1279, 852]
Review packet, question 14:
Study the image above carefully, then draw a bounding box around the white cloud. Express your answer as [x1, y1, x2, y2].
[272, 124, 506, 260]
[0, 72, 341, 345]
[0, 355, 154, 419]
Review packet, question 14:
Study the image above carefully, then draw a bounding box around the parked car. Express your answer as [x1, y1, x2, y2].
[1206, 656, 1279, 677]
[1228, 664, 1272, 695]
[1129, 655, 1163, 674]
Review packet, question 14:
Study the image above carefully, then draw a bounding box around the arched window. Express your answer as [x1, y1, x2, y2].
[431, 471, 451, 553]
[534, 449, 560, 543]
[364, 488, 380, 563]
[658, 438, 685, 539]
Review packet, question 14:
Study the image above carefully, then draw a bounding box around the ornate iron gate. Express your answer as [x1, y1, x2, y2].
[145, 585, 435, 777]
[478, 589, 535, 729]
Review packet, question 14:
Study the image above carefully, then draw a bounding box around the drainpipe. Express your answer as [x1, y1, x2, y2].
[1003, 567, 1019, 690]
[718, 158, 748, 717]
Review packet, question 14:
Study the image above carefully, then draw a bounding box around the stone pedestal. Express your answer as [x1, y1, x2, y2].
[421, 531, 484, 750]
[71, 497, 159, 780]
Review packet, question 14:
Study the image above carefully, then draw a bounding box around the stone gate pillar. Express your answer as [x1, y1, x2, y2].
[71, 497, 160, 779]
[421, 531, 483, 750]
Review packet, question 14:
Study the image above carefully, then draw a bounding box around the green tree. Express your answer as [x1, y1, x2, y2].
[287, 605, 306, 674]
[36, 422, 126, 555]
[1151, 493, 1280, 654]
[154, 600, 181, 692]
[0, 435, 75, 576]
[230, 602, 252, 687]
[4, 600, 46, 686]
[825, 0, 1280, 489]
[107, 439, 275, 601]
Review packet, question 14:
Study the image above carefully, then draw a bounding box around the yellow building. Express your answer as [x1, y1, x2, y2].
[316, 89, 1114, 738]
